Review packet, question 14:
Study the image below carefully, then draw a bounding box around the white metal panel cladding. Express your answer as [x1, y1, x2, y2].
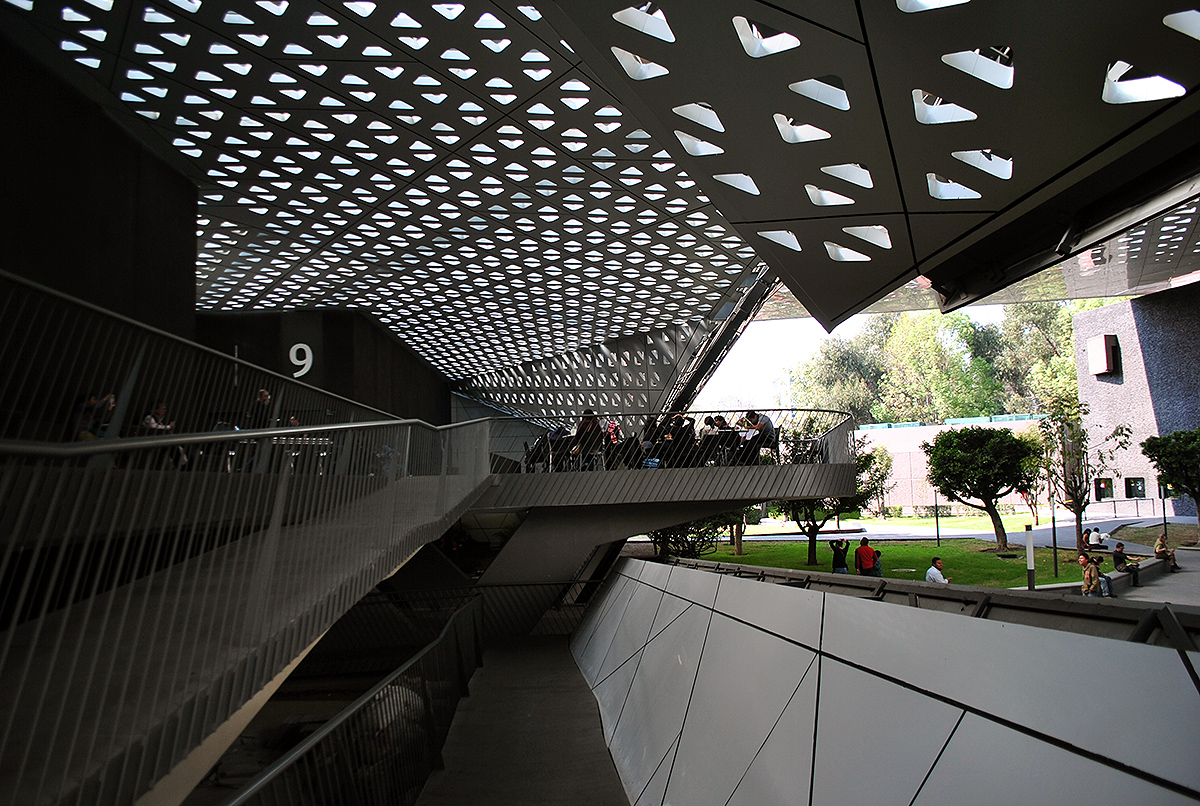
[576, 560, 1200, 806]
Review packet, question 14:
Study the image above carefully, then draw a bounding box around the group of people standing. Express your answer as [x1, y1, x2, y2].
[828, 537, 883, 577]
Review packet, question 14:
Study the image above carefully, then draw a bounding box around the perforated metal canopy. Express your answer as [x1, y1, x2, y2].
[3, 0, 766, 380]
[5, 0, 1200, 381]
[548, 0, 1200, 326]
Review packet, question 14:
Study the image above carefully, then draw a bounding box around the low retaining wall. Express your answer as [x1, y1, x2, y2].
[572, 559, 1200, 806]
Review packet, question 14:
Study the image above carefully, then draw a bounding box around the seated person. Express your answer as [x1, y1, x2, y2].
[1155, 532, 1181, 571]
[697, 416, 718, 439]
[1090, 555, 1116, 598]
[573, 410, 606, 471]
[925, 557, 951, 584]
[142, 403, 174, 434]
[1112, 542, 1141, 586]
[1079, 552, 1102, 597]
[660, 413, 697, 467]
[735, 410, 774, 465]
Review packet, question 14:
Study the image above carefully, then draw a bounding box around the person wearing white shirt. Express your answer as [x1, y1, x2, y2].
[925, 557, 951, 584]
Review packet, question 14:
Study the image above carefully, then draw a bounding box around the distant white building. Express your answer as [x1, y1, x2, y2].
[857, 418, 1039, 515]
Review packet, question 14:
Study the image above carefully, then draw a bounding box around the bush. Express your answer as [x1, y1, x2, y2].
[914, 505, 952, 518]
[744, 506, 763, 525]
[648, 509, 751, 559]
[884, 505, 905, 519]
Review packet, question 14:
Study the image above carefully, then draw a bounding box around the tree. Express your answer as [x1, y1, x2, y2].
[791, 313, 895, 424]
[994, 302, 1076, 413]
[648, 509, 754, 559]
[790, 438, 894, 565]
[1015, 427, 1049, 525]
[923, 427, 1036, 551]
[1039, 397, 1131, 551]
[791, 305, 1082, 426]
[1141, 428, 1200, 540]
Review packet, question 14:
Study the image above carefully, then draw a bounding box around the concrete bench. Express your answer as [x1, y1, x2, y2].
[1025, 557, 1166, 596]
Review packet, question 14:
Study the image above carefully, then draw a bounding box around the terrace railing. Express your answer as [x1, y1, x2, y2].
[223, 595, 485, 806]
[0, 269, 392, 443]
[0, 416, 491, 806]
[488, 408, 855, 474]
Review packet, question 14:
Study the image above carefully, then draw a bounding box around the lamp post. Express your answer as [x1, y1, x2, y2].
[1050, 491, 1058, 578]
[934, 488, 941, 548]
[1025, 523, 1035, 590]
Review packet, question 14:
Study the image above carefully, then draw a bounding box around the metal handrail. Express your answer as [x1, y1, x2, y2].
[486, 408, 855, 473]
[223, 595, 484, 806]
[0, 415, 493, 805]
[0, 269, 394, 443]
[0, 416, 492, 457]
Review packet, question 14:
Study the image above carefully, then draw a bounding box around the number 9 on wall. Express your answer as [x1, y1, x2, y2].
[289, 342, 313, 378]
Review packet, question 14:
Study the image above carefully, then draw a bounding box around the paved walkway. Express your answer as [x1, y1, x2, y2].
[1118, 547, 1200, 608]
[416, 636, 628, 806]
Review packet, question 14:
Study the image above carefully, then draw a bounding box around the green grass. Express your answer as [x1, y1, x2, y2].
[1113, 522, 1198, 547]
[854, 513, 1038, 533]
[705, 538, 1114, 589]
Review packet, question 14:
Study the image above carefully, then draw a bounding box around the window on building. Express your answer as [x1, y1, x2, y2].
[1095, 477, 1114, 500]
[1125, 477, 1146, 498]
[1087, 334, 1121, 375]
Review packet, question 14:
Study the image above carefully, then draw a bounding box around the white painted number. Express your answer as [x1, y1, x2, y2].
[289, 343, 313, 378]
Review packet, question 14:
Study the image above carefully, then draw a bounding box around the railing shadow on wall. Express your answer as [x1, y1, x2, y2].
[222, 596, 485, 806]
[220, 582, 591, 806]
[486, 408, 855, 475]
[0, 415, 492, 806]
[0, 269, 394, 443]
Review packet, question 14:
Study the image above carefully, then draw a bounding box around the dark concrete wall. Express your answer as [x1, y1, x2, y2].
[0, 39, 197, 339]
[1074, 285, 1200, 516]
[196, 309, 451, 424]
[1131, 283, 1200, 436]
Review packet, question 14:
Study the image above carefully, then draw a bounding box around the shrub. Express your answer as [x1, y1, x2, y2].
[914, 505, 952, 518]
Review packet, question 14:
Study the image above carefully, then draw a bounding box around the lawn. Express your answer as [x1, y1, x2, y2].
[853, 513, 1038, 532]
[1112, 522, 1198, 548]
[704, 538, 1117, 589]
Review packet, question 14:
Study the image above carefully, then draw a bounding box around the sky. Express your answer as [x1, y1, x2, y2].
[692, 305, 1005, 411]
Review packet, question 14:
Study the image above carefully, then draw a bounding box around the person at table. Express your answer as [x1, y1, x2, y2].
[713, 415, 732, 430]
[735, 410, 774, 465]
[661, 412, 696, 467]
[142, 403, 175, 433]
[698, 416, 718, 438]
[573, 409, 606, 471]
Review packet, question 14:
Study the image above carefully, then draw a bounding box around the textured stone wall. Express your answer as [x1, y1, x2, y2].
[1075, 285, 1200, 517]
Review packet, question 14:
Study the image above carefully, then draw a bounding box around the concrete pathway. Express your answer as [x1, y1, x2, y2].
[1118, 547, 1200, 608]
[416, 636, 628, 806]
